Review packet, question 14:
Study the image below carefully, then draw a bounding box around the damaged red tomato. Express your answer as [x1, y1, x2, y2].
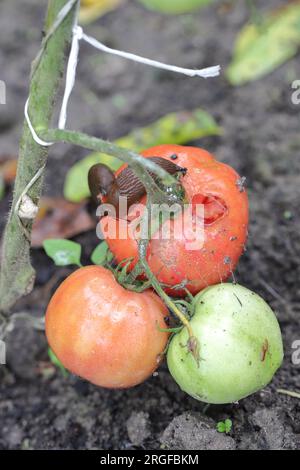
[99, 144, 249, 296]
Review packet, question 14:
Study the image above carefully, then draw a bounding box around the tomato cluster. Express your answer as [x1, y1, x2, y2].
[46, 145, 283, 403]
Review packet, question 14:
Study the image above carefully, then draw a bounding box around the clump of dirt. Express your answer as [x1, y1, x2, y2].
[0, 0, 300, 450]
[161, 412, 236, 450]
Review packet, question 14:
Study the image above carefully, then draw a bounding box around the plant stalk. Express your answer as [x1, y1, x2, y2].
[0, 0, 79, 314]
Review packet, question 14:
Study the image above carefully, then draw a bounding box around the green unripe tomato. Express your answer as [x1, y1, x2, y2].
[138, 0, 212, 15]
[167, 284, 284, 404]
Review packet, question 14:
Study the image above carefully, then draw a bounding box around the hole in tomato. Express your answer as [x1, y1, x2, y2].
[192, 193, 228, 225]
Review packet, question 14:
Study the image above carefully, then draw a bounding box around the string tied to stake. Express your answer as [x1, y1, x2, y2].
[25, 0, 220, 147]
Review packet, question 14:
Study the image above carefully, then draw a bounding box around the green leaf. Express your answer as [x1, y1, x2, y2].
[217, 419, 232, 434]
[137, 0, 213, 15]
[48, 348, 68, 377]
[64, 108, 221, 202]
[0, 175, 5, 201]
[116, 109, 221, 149]
[91, 241, 109, 265]
[227, 2, 300, 86]
[43, 239, 82, 267]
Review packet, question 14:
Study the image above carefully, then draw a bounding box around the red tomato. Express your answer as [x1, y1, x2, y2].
[101, 144, 249, 296]
[46, 266, 169, 388]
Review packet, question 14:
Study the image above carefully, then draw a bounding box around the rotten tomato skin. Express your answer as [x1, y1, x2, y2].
[101, 144, 249, 296]
[45, 266, 169, 389]
[167, 283, 284, 404]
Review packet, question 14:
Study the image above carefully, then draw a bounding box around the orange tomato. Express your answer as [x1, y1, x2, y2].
[101, 145, 248, 296]
[46, 266, 169, 388]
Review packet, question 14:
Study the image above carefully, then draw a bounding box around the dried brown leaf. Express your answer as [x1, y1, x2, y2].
[32, 197, 95, 248]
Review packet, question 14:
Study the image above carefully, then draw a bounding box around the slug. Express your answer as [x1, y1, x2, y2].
[88, 156, 186, 216]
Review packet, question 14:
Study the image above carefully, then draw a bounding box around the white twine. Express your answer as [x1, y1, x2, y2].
[48, 0, 79, 40]
[58, 20, 82, 129]
[32, 0, 80, 75]
[80, 28, 220, 79]
[56, 25, 220, 131]
[25, 0, 221, 144]
[24, 99, 54, 147]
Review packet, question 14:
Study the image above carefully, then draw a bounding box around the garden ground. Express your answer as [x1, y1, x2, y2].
[0, 0, 300, 450]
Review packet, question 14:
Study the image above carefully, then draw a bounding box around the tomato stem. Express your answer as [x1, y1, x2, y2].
[137, 232, 199, 362]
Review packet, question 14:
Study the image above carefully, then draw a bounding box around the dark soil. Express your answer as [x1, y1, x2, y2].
[0, 0, 300, 450]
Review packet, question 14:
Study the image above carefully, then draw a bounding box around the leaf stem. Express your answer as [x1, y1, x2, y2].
[43, 128, 178, 189]
[140, 250, 194, 338]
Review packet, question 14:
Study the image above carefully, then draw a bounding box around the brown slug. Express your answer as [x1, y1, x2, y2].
[88, 156, 186, 216]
